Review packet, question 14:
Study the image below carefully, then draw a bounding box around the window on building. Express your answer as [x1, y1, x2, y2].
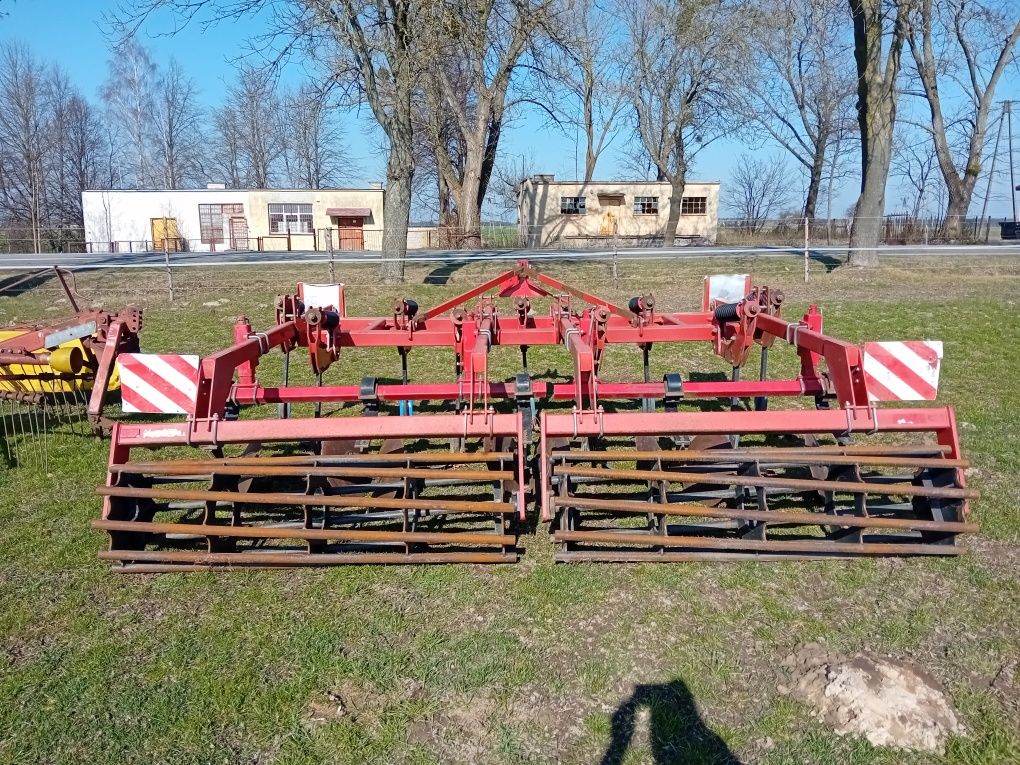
[560, 196, 586, 215]
[198, 203, 244, 244]
[681, 196, 707, 215]
[633, 196, 659, 215]
[268, 203, 314, 233]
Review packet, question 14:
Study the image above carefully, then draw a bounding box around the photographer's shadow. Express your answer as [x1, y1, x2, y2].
[600, 679, 741, 764]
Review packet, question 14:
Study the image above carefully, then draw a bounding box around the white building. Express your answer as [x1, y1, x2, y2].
[81, 185, 386, 253]
[517, 175, 720, 246]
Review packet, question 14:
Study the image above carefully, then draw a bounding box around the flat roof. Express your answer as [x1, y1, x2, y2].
[82, 187, 385, 193]
[527, 179, 720, 185]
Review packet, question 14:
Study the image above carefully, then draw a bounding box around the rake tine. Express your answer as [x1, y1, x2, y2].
[41, 398, 49, 474]
[1, 398, 10, 465]
[10, 399, 21, 467]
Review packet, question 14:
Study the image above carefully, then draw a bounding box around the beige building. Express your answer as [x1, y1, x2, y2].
[81, 185, 386, 253]
[517, 175, 720, 246]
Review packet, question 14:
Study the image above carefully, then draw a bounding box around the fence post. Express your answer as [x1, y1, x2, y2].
[803, 216, 810, 283]
[326, 228, 336, 283]
[163, 238, 175, 301]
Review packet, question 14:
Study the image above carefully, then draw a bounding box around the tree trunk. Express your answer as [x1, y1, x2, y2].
[380, 136, 412, 284]
[804, 143, 826, 219]
[942, 188, 969, 241]
[664, 179, 684, 246]
[849, 152, 887, 267]
[848, 0, 907, 267]
[459, 174, 482, 249]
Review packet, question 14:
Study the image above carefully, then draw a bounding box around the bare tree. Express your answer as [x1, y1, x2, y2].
[744, 0, 857, 218]
[222, 67, 282, 188]
[0, 43, 48, 251]
[210, 105, 245, 188]
[622, 0, 745, 245]
[906, 0, 1020, 240]
[891, 128, 944, 219]
[112, 1, 428, 283]
[847, 0, 911, 266]
[284, 84, 351, 188]
[101, 37, 157, 188]
[153, 59, 205, 189]
[546, 0, 626, 183]
[301, 0, 424, 280]
[724, 154, 795, 231]
[62, 94, 111, 223]
[422, 0, 556, 248]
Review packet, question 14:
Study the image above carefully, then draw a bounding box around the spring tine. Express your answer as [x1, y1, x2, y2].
[29, 401, 40, 471]
[1, 398, 10, 465]
[41, 398, 49, 474]
[11, 400, 21, 467]
[73, 387, 85, 436]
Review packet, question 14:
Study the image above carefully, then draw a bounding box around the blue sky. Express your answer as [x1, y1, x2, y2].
[3, 0, 1018, 219]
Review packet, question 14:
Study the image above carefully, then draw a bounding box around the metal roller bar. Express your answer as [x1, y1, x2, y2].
[551, 497, 977, 533]
[99, 485, 515, 514]
[553, 530, 961, 556]
[556, 450, 968, 469]
[553, 466, 976, 500]
[118, 452, 515, 468]
[110, 463, 514, 481]
[100, 550, 518, 566]
[92, 519, 514, 547]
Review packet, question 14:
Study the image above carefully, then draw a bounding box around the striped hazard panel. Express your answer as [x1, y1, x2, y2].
[117, 353, 199, 414]
[862, 341, 943, 402]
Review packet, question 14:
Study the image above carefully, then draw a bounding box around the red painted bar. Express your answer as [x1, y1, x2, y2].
[114, 411, 525, 447]
[540, 406, 956, 438]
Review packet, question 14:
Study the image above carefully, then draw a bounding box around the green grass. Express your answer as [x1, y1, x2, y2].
[1, 255, 1018, 764]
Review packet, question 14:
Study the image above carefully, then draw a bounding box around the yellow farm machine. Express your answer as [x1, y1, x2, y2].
[1, 267, 142, 465]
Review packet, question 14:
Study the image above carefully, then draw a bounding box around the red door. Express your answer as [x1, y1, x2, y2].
[337, 217, 364, 251]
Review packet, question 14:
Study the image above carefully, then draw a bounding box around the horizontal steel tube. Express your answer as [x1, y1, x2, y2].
[556, 551, 895, 563]
[541, 407, 956, 437]
[552, 497, 978, 533]
[554, 530, 960, 556]
[100, 550, 518, 566]
[113, 412, 523, 447]
[99, 485, 515, 514]
[123, 451, 515, 468]
[556, 449, 967, 469]
[93, 519, 513, 546]
[553, 466, 976, 500]
[111, 463, 512, 481]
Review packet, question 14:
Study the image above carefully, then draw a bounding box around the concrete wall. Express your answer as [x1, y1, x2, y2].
[82, 188, 386, 253]
[517, 179, 720, 246]
[82, 190, 250, 252]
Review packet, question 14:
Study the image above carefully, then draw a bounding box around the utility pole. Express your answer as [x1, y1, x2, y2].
[1008, 101, 1017, 221]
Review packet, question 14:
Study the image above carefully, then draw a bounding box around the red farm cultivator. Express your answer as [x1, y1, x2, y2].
[92, 263, 977, 572]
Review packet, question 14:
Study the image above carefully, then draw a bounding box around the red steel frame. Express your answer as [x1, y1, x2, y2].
[185, 261, 843, 422]
[104, 259, 967, 531]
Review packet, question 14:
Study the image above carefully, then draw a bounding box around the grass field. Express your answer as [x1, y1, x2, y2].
[1, 254, 1018, 764]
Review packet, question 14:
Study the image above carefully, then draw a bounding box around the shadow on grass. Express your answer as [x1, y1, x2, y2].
[424, 259, 470, 285]
[600, 679, 741, 765]
[808, 249, 844, 273]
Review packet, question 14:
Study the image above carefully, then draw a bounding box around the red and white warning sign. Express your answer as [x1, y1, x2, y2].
[862, 341, 943, 402]
[118, 353, 199, 414]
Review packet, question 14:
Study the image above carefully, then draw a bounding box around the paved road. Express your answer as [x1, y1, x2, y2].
[1, 243, 1019, 271]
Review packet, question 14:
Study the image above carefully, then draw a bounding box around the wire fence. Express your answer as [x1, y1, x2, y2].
[1, 215, 1013, 256]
